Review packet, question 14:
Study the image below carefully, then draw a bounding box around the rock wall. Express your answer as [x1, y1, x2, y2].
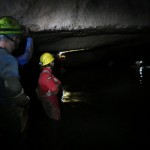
[0, 0, 150, 31]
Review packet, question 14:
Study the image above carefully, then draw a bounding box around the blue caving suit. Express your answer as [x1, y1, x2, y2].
[0, 37, 33, 147]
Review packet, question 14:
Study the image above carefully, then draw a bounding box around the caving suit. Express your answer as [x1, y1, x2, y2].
[0, 47, 30, 105]
[37, 67, 61, 121]
[0, 47, 29, 144]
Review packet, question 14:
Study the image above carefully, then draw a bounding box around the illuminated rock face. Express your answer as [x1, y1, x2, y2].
[0, 0, 150, 31]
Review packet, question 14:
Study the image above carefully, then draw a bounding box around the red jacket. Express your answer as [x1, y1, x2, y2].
[38, 67, 61, 99]
[37, 67, 61, 120]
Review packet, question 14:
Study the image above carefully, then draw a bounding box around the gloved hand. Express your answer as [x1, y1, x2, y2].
[17, 37, 33, 66]
[11, 90, 30, 108]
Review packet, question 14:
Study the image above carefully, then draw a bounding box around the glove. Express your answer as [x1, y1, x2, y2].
[17, 37, 33, 66]
[11, 89, 30, 107]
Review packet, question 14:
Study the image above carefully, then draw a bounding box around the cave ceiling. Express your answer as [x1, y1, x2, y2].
[0, 0, 150, 52]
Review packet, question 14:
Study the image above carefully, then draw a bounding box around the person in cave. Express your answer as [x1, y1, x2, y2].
[0, 16, 33, 149]
[35, 52, 63, 149]
[36, 52, 62, 124]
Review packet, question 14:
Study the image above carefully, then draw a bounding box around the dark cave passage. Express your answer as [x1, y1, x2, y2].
[18, 40, 150, 149]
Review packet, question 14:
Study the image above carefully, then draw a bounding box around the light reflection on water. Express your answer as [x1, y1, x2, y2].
[61, 88, 89, 103]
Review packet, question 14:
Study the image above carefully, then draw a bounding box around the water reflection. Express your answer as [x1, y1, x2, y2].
[61, 88, 89, 103]
[135, 60, 144, 84]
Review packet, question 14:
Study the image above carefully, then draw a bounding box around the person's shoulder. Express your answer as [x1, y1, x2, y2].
[0, 49, 17, 64]
[0, 47, 6, 53]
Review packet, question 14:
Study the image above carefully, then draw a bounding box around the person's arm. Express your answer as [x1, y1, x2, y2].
[4, 76, 30, 107]
[53, 75, 61, 85]
[43, 73, 60, 95]
[2, 55, 30, 107]
[17, 37, 33, 66]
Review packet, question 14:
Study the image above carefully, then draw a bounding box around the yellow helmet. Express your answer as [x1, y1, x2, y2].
[40, 52, 54, 66]
[0, 16, 22, 35]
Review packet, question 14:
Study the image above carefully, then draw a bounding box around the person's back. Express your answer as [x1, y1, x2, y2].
[0, 47, 21, 97]
[0, 16, 32, 149]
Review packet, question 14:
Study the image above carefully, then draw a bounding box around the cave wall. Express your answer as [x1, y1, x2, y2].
[0, 0, 150, 31]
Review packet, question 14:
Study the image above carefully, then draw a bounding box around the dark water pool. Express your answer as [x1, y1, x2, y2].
[27, 61, 150, 150]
